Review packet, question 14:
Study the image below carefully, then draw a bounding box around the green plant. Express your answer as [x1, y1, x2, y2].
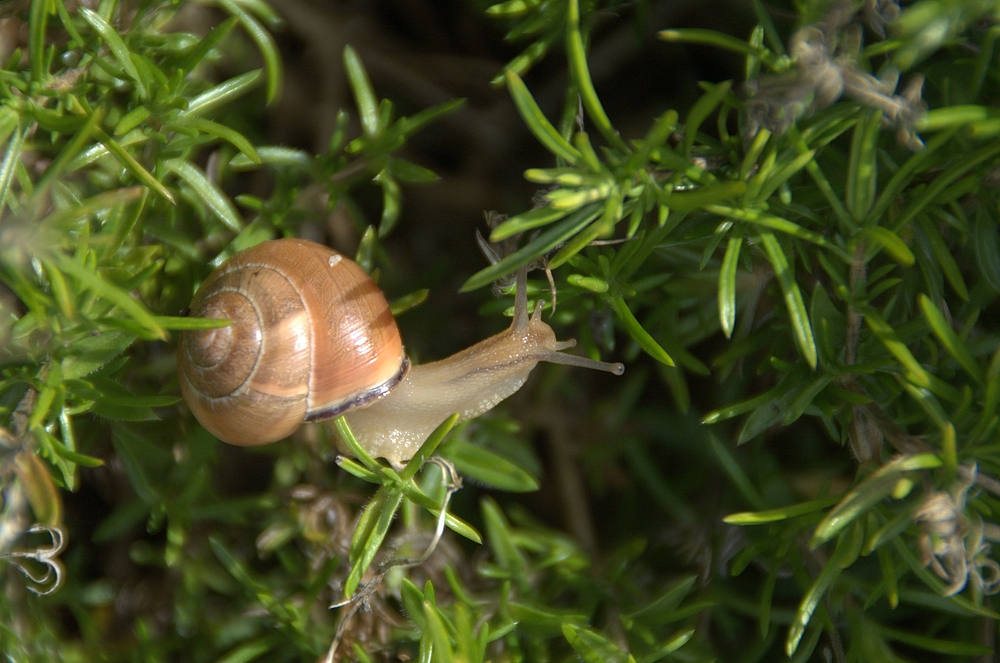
[3, 0, 1000, 660]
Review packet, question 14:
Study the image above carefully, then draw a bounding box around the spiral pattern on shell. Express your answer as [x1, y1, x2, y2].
[178, 238, 407, 446]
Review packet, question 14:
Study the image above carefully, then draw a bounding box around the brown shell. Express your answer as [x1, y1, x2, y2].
[177, 238, 407, 446]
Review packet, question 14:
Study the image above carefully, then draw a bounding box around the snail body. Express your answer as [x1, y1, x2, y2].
[178, 238, 624, 464]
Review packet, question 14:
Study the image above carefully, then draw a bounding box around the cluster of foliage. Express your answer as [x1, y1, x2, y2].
[3, 0, 1000, 660]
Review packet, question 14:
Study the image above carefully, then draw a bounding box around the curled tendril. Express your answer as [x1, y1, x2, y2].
[2, 523, 67, 595]
[745, 0, 925, 151]
[324, 458, 463, 663]
[915, 464, 1000, 597]
[477, 211, 558, 313]
[861, 0, 901, 39]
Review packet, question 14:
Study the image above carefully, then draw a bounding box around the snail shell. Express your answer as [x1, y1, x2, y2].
[177, 238, 408, 446]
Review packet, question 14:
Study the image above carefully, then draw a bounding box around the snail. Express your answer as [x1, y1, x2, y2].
[178, 238, 624, 465]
